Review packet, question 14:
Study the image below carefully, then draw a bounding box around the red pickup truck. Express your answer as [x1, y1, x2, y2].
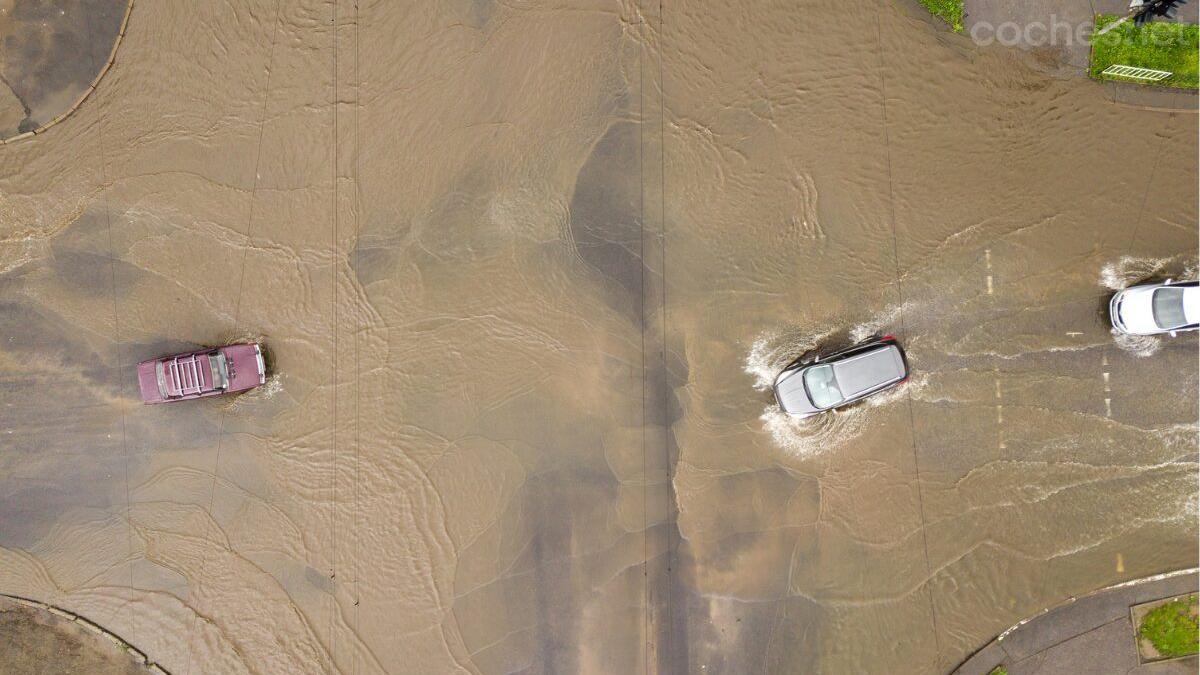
[137, 343, 266, 404]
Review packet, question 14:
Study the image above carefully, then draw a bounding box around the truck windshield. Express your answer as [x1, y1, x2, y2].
[1152, 288, 1186, 329]
[803, 364, 844, 409]
[209, 353, 230, 389]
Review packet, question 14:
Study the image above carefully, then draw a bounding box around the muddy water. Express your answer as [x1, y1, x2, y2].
[0, 0, 128, 138]
[0, 1, 1196, 673]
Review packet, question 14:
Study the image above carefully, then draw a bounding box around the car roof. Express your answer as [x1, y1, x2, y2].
[1119, 283, 1200, 332]
[831, 344, 906, 397]
[1183, 285, 1199, 324]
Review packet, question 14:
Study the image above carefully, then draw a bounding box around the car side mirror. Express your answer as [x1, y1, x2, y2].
[1170, 330, 1178, 337]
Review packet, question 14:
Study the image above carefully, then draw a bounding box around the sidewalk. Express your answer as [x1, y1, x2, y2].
[953, 569, 1198, 675]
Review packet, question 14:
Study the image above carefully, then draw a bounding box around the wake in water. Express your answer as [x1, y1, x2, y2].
[1110, 328, 1161, 358]
[220, 373, 283, 411]
[850, 302, 911, 344]
[745, 307, 916, 457]
[744, 326, 833, 392]
[759, 405, 866, 458]
[1100, 254, 1197, 291]
[758, 375, 921, 458]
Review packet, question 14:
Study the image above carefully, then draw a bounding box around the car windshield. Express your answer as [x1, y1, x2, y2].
[1152, 288, 1187, 329]
[803, 364, 844, 409]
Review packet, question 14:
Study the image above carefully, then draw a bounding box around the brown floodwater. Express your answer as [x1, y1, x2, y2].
[0, 1, 1196, 673]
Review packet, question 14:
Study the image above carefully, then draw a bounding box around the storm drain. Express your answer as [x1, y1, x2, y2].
[1101, 64, 1173, 82]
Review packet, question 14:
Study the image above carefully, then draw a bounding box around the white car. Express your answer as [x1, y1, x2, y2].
[1109, 279, 1199, 336]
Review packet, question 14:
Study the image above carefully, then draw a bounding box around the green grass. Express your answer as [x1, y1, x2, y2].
[1138, 595, 1199, 658]
[917, 0, 964, 33]
[988, 667, 1008, 675]
[1090, 15, 1199, 89]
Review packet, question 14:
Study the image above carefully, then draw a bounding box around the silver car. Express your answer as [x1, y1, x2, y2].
[1109, 279, 1199, 337]
[773, 336, 909, 417]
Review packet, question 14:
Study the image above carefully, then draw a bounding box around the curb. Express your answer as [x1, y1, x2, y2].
[0, 0, 134, 145]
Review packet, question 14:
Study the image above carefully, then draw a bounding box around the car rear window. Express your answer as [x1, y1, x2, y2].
[1152, 288, 1187, 329]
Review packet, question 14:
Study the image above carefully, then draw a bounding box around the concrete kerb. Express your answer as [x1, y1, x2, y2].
[0, 592, 170, 674]
[0, 0, 134, 145]
[952, 568, 1200, 675]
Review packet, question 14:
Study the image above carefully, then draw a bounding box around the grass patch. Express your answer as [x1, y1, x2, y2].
[1090, 15, 1199, 89]
[917, 0, 964, 33]
[988, 667, 1007, 675]
[1138, 595, 1199, 658]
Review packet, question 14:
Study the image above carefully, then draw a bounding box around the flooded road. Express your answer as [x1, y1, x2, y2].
[0, 1, 1196, 673]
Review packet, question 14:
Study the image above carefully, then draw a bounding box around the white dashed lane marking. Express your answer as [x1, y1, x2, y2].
[994, 366, 1005, 449]
[985, 249, 993, 295]
[1103, 352, 1112, 417]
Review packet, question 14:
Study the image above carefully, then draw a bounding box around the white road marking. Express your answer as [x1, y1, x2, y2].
[994, 367, 1004, 449]
[1103, 353, 1112, 417]
[984, 250, 995, 294]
